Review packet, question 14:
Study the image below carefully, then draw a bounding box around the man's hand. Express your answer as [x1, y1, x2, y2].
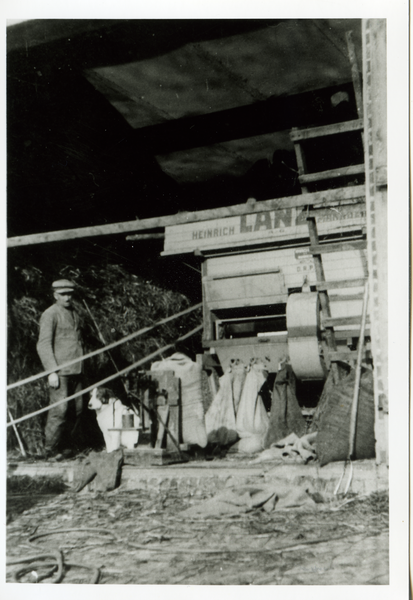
[48, 373, 60, 389]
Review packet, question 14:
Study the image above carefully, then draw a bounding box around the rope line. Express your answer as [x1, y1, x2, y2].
[7, 324, 203, 427]
[7, 302, 202, 390]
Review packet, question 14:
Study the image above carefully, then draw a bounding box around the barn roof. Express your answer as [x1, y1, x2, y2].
[7, 19, 362, 237]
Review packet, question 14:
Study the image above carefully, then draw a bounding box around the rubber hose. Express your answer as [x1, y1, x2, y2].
[7, 551, 64, 583]
[29, 527, 117, 544]
[12, 563, 58, 583]
[8, 553, 100, 584]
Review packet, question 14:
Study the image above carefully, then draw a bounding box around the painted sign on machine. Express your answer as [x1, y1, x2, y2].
[162, 202, 366, 255]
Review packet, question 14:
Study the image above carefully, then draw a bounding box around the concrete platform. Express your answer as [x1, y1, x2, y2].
[7, 454, 388, 497]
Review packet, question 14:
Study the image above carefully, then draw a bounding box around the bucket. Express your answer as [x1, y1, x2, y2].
[122, 414, 135, 428]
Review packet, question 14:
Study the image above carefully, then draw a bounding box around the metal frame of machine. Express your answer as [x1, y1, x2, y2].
[162, 183, 369, 382]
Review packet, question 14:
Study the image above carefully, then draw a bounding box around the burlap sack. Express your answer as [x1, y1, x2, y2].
[317, 368, 376, 466]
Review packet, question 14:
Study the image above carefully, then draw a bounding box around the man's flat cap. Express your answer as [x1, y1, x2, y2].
[52, 279, 76, 293]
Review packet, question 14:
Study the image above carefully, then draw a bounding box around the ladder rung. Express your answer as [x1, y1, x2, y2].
[329, 293, 365, 302]
[328, 350, 358, 361]
[315, 278, 367, 291]
[333, 328, 370, 339]
[309, 240, 367, 255]
[299, 164, 365, 184]
[328, 350, 370, 362]
[290, 119, 364, 142]
[322, 315, 370, 327]
[207, 267, 281, 280]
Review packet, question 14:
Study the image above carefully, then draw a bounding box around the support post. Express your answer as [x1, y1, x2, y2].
[307, 216, 340, 383]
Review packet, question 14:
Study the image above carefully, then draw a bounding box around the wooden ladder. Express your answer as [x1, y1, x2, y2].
[292, 32, 368, 380]
[307, 216, 369, 382]
[291, 31, 364, 194]
[291, 119, 365, 193]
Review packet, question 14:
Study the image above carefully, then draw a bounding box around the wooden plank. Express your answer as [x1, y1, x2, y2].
[307, 217, 336, 342]
[329, 350, 359, 361]
[299, 164, 365, 184]
[346, 31, 364, 120]
[151, 371, 181, 450]
[333, 328, 370, 339]
[329, 293, 365, 302]
[155, 405, 169, 449]
[290, 119, 363, 141]
[141, 388, 153, 436]
[329, 350, 358, 360]
[166, 404, 180, 450]
[203, 334, 288, 348]
[315, 278, 367, 290]
[322, 315, 371, 327]
[208, 267, 281, 280]
[148, 370, 184, 454]
[291, 127, 309, 194]
[206, 295, 287, 311]
[164, 373, 181, 451]
[376, 165, 387, 187]
[201, 261, 214, 345]
[307, 215, 341, 383]
[217, 314, 286, 323]
[7, 185, 365, 248]
[123, 447, 188, 466]
[309, 240, 367, 255]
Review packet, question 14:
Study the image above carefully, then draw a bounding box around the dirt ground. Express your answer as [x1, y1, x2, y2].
[6, 475, 389, 585]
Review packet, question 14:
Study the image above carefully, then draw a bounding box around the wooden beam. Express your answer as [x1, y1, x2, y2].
[203, 334, 288, 348]
[126, 233, 165, 241]
[329, 350, 359, 361]
[322, 315, 371, 327]
[307, 217, 338, 363]
[329, 350, 358, 360]
[346, 30, 364, 120]
[309, 240, 367, 255]
[299, 164, 365, 184]
[329, 293, 365, 302]
[315, 278, 367, 291]
[7, 185, 365, 248]
[291, 127, 309, 194]
[208, 267, 281, 280]
[201, 261, 214, 346]
[215, 314, 286, 323]
[332, 328, 370, 339]
[290, 119, 363, 141]
[155, 406, 169, 449]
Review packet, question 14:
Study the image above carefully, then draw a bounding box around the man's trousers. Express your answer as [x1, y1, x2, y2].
[44, 375, 84, 453]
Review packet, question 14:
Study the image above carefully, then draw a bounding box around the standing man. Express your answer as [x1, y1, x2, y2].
[37, 279, 84, 459]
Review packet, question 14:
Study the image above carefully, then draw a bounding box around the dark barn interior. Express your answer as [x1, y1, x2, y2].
[7, 19, 362, 239]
